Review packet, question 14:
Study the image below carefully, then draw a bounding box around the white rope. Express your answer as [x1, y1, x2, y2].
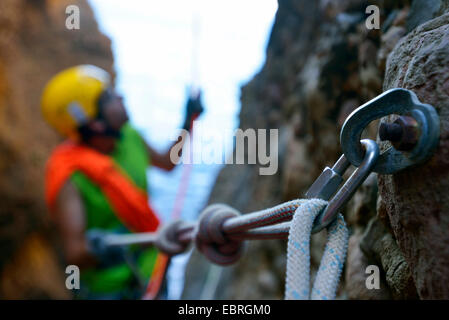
[285, 199, 348, 300]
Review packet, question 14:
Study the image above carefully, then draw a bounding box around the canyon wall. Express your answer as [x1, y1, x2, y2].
[0, 0, 114, 299]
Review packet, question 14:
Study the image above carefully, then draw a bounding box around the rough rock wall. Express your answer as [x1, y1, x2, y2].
[0, 0, 114, 299]
[380, 12, 449, 299]
[184, 0, 449, 299]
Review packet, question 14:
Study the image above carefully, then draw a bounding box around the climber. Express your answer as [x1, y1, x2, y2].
[41, 65, 203, 299]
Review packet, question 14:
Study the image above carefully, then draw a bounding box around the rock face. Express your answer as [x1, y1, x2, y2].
[381, 12, 449, 299]
[184, 0, 449, 299]
[0, 0, 114, 299]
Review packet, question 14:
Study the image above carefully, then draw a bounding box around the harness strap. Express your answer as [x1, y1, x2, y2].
[45, 142, 160, 233]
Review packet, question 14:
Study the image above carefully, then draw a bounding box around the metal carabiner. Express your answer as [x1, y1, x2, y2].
[340, 88, 439, 174]
[306, 139, 379, 233]
[232, 139, 380, 238]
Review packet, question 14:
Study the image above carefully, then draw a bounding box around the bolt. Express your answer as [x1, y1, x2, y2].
[379, 116, 420, 151]
[379, 122, 403, 142]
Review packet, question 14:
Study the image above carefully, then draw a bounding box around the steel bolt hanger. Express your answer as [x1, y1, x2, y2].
[340, 88, 440, 174]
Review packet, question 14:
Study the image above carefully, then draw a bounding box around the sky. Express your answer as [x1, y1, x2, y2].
[88, 0, 278, 150]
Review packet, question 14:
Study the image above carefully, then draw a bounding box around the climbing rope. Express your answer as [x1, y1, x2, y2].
[143, 12, 203, 297]
[142, 116, 198, 300]
[105, 199, 348, 300]
[285, 199, 348, 300]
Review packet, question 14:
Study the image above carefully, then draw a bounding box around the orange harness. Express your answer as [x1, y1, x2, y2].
[45, 142, 160, 233]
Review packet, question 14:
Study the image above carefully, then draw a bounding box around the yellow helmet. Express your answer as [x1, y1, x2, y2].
[41, 65, 111, 140]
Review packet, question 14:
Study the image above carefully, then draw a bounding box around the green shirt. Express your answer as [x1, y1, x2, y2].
[70, 123, 158, 295]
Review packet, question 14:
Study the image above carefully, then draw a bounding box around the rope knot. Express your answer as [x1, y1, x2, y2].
[195, 204, 245, 265]
[155, 220, 191, 255]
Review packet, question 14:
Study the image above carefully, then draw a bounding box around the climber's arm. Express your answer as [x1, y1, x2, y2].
[146, 92, 203, 171]
[54, 181, 96, 269]
[146, 132, 188, 171]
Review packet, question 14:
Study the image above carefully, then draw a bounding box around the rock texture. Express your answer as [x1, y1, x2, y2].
[0, 0, 114, 299]
[185, 0, 449, 299]
[380, 12, 449, 299]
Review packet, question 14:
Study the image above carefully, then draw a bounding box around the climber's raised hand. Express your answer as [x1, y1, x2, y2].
[182, 90, 204, 131]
